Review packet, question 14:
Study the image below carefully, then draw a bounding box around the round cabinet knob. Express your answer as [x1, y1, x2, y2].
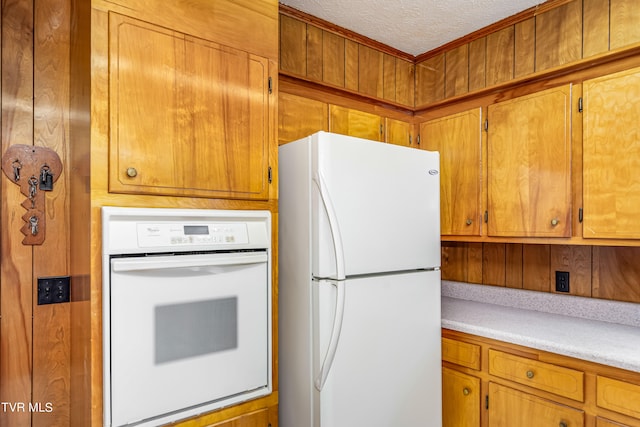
[550, 218, 559, 226]
[526, 370, 535, 379]
[126, 167, 138, 178]
[466, 219, 473, 226]
[462, 387, 470, 396]
[559, 422, 568, 427]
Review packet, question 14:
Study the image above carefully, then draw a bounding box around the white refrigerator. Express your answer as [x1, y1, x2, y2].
[278, 131, 442, 427]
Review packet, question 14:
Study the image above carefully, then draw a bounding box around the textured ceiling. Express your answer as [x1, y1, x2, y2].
[279, 0, 542, 56]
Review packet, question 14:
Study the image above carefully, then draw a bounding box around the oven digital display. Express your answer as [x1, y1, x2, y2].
[184, 225, 209, 235]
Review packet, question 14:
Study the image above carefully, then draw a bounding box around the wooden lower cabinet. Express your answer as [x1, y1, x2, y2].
[488, 383, 584, 427]
[442, 330, 640, 427]
[209, 408, 275, 427]
[443, 367, 481, 427]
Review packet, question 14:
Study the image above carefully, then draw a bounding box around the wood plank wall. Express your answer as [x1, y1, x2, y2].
[442, 243, 640, 303]
[279, 8, 415, 108]
[415, 0, 640, 107]
[1, 1, 72, 426]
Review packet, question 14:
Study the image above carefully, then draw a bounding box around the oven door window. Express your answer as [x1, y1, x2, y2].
[108, 252, 269, 427]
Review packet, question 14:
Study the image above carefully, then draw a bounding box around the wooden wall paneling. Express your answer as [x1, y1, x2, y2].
[522, 244, 551, 292]
[445, 44, 469, 98]
[486, 26, 515, 86]
[505, 244, 524, 289]
[382, 53, 396, 102]
[467, 242, 483, 283]
[610, 0, 640, 50]
[483, 243, 506, 286]
[278, 92, 328, 144]
[415, 53, 445, 106]
[514, 17, 535, 78]
[358, 44, 384, 98]
[583, 0, 610, 58]
[306, 24, 323, 81]
[344, 39, 359, 91]
[322, 30, 345, 87]
[1, 0, 34, 426]
[592, 247, 640, 303]
[550, 246, 592, 297]
[33, 0, 71, 425]
[534, 1, 582, 72]
[468, 37, 486, 92]
[442, 242, 469, 282]
[279, 14, 306, 76]
[395, 59, 415, 107]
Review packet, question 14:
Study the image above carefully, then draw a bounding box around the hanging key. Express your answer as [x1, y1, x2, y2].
[28, 176, 38, 208]
[39, 164, 54, 191]
[29, 215, 39, 236]
[12, 160, 22, 182]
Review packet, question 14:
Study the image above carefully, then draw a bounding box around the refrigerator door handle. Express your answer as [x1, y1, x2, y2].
[312, 172, 346, 280]
[314, 280, 346, 391]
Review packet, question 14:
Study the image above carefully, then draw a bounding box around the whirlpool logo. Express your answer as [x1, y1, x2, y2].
[428, 169, 439, 175]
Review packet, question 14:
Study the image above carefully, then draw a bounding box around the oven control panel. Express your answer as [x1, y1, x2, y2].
[137, 222, 249, 248]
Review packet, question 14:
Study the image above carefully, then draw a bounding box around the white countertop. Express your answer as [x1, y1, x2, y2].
[441, 281, 640, 373]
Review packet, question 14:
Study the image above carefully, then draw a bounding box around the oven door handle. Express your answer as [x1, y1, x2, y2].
[111, 253, 268, 272]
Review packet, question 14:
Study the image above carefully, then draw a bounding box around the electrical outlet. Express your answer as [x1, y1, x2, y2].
[37, 276, 70, 305]
[555, 271, 570, 293]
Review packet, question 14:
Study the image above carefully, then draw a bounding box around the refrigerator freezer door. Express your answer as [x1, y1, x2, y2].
[311, 132, 440, 278]
[314, 270, 442, 427]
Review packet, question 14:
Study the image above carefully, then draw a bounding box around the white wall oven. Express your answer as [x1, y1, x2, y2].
[102, 207, 272, 427]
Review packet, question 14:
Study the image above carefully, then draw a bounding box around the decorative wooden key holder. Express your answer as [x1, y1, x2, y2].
[1, 144, 63, 245]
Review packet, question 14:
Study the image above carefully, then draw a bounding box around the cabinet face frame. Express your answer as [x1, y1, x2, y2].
[486, 84, 572, 238]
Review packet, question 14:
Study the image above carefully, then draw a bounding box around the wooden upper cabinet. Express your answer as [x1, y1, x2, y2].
[420, 108, 483, 236]
[487, 85, 572, 237]
[329, 105, 384, 141]
[385, 118, 413, 147]
[583, 66, 640, 239]
[108, 14, 272, 200]
[278, 92, 328, 145]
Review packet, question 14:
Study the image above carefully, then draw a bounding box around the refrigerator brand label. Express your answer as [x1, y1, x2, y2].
[428, 169, 439, 175]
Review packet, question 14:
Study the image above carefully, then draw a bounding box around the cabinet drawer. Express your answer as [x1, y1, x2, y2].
[489, 349, 584, 401]
[442, 337, 481, 370]
[597, 376, 640, 419]
[489, 383, 584, 427]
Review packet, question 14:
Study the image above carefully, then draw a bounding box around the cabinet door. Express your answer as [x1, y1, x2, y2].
[109, 14, 271, 200]
[420, 108, 483, 236]
[329, 105, 384, 141]
[385, 118, 414, 147]
[488, 383, 584, 427]
[278, 92, 328, 145]
[207, 408, 270, 427]
[443, 367, 481, 427]
[583, 67, 640, 239]
[487, 85, 572, 237]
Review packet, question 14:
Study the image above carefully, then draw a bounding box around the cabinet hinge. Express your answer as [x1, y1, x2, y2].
[268, 166, 272, 183]
[268, 77, 273, 94]
[484, 119, 488, 131]
[485, 395, 489, 409]
[579, 207, 583, 223]
[484, 210, 488, 223]
[578, 97, 583, 113]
